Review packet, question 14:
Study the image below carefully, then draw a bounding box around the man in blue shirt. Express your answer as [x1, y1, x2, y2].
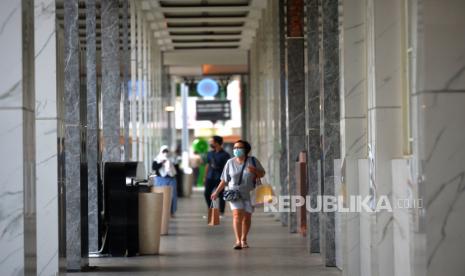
[204, 135, 230, 215]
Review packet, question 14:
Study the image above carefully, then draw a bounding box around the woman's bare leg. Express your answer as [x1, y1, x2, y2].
[241, 212, 252, 246]
[232, 209, 244, 245]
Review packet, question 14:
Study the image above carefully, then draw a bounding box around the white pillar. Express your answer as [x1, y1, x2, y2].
[0, 1, 37, 274]
[34, 0, 60, 274]
[130, 0, 137, 161]
[365, 0, 404, 275]
[137, 4, 143, 162]
[147, 34, 153, 168]
[142, 20, 149, 173]
[340, 0, 368, 275]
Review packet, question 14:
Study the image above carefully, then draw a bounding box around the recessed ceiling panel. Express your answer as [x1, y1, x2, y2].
[167, 22, 245, 28]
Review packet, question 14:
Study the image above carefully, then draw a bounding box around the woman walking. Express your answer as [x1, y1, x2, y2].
[211, 140, 265, 249]
[152, 145, 178, 216]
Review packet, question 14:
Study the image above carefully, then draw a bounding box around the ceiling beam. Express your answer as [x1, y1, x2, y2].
[164, 17, 247, 23]
[163, 49, 248, 66]
[159, 6, 259, 13]
[165, 26, 254, 32]
[170, 34, 243, 40]
[170, 42, 240, 47]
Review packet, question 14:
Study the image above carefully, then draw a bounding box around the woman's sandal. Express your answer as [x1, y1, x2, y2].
[241, 241, 249, 248]
[233, 243, 242, 250]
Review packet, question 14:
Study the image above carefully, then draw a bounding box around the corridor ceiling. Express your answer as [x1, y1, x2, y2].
[143, 0, 267, 70]
[56, 0, 267, 73]
[140, 0, 266, 51]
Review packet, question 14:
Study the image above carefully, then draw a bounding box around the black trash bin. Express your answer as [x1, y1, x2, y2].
[101, 161, 147, 257]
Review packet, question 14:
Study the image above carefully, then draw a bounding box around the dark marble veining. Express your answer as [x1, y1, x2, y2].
[64, 0, 87, 270]
[121, 0, 130, 162]
[85, 0, 99, 253]
[306, 0, 321, 254]
[286, 0, 306, 234]
[320, 0, 340, 267]
[101, 0, 121, 163]
[278, 0, 288, 227]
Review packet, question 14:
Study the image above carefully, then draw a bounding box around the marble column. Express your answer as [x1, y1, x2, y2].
[161, 65, 170, 147]
[101, 0, 121, 163]
[122, 0, 130, 162]
[285, 0, 306, 233]
[306, 0, 321, 254]
[146, 35, 153, 167]
[130, 0, 137, 161]
[365, 0, 404, 275]
[0, 0, 37, 274]
[85, 0, 99, 253]
[142, 20, 149, 172]
[170, 75, 177, 150]
[136, 4, 143, 161]
[340, 0, 368, 275]
[413, 1, 465, 275]
[64, 0, 88, 270]
[34, 0, 60, 274]
[320, 0, 341, 267]
[278, 0, 288, 227]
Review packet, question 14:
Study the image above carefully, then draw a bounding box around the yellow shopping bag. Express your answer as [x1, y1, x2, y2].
[254, 184, 275, 205]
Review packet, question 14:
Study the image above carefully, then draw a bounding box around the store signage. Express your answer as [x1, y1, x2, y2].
[196, 100, 231, 122]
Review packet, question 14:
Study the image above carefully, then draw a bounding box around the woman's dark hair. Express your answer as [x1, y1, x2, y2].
[212, 135, 224, 145]
[234, 140, 252, 155]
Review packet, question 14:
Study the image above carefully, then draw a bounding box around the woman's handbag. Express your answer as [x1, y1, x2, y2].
[223, 188, 241, 201]
[223, 157, 248, 202]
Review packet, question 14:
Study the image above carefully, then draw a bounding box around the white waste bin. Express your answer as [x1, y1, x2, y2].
[182, 173, 193, 197]
[151, 186, 172, 235]
[138, 192, 163, 254]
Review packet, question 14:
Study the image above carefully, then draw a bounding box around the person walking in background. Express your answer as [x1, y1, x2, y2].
[204, 136, 230, 216]
[211, 140, 265, 249]
[173, 146, 183, 197]
[190, 150, 203, 188]
[153, 145, 178, 216]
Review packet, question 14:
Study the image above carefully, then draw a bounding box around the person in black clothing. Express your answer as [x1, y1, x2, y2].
[204, 135, 230, 215]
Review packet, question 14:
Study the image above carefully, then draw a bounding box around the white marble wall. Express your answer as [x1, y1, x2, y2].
[0, 0, 37, 274]
[413, 1, 465, 275]
[366, 0, 404, 275]
[391, 159, 414, 276]
[340, 0, 368, 274]
[34, 0, 59, 274]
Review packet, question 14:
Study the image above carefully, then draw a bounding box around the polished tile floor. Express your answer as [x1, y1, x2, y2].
[71, 191, 341, 276]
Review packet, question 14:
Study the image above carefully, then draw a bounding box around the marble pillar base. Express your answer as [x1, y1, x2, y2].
[334, 159, 343, 269]
[307, 133, 320, 252]
[358, 159, 375, 276]
[342, 159, 361, 276]
[279, 154, 288, 226]
[392, 159, 413, 276]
